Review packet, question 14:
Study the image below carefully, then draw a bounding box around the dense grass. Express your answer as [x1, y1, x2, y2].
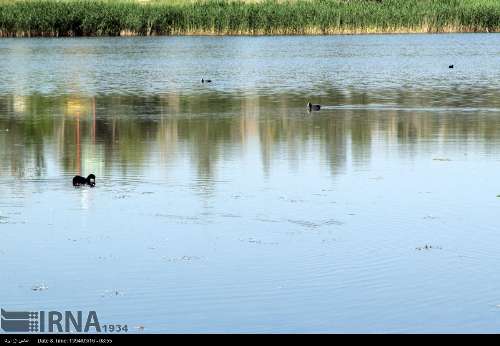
[0, 0, 498, 36]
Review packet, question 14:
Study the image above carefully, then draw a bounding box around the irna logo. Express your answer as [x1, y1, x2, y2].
[1, 309, 101, 333]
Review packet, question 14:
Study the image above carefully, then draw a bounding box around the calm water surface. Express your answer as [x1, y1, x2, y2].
[1, 35, 500, 333]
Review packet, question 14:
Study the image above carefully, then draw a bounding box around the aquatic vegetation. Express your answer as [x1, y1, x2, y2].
[0, 0, 498, 36]
[31, 283, 49, 291]
[415, 245, 443, 251]
[162, 255, 202, 262]
[100, 289, 123, 297]
[433, 158, 452, 161]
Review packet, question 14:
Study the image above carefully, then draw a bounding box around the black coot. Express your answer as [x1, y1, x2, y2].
[307, 102, 321, 111]
[73, 174, 96, 187]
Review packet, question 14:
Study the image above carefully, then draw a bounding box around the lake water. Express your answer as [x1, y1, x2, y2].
[1, 34, 500, 333]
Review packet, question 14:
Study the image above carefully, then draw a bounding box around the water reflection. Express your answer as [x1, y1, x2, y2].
[2, 90, 500, 184]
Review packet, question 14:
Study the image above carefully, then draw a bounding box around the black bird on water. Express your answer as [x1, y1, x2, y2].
[73, 174, 96, 187]
[201, 78, 212, 83]
[307, 102, 321, 111]
[449, 64, 454, 69]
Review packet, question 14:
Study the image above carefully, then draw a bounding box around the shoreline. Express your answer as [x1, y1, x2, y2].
[1, 28, 497, 38]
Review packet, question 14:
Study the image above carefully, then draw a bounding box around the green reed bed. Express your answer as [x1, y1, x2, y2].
[0, 0, 498, 37]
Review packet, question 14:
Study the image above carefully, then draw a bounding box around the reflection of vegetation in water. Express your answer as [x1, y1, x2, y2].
[1, 90, 500, 181]
[0, 0, 499, 36]
[0, 94, 58, 177]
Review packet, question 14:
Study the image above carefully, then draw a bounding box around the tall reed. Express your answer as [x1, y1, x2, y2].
[0, 0, 498, 37]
